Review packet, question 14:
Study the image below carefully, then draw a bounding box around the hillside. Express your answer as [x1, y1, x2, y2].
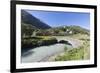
[21, 10, 89, 37]
[35, 25, 90, 36]
[52, 25, 90, 35]
[21, 10, 51, 29]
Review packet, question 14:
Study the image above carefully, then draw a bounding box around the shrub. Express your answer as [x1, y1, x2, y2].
[54, 46, 85, 61]
[21, 36, 58, 49]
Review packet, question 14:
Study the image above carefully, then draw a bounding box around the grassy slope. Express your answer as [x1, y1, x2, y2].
[50, 34, 90, 61]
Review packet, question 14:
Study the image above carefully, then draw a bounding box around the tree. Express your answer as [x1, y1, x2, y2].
[21, 23, 34, 37]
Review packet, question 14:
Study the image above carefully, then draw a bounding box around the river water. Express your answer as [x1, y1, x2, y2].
[22, 43, 72, 63]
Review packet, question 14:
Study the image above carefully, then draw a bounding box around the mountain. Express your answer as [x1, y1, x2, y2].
[48, 25, 90, 35]
[21, 10, 51, 29]
[65, 25, 90, 34]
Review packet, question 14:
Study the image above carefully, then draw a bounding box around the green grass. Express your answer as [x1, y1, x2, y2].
[22, 36, 58, 49]
[54, 40, 90, 61]
[55, 47, 84, 61]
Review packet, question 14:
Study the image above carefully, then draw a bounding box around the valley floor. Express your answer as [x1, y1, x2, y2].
[22, 34, 90, 62]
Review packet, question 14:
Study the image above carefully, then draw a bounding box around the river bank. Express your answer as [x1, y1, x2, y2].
[22, 35, 83, 62]
[48, 34, 90, 61]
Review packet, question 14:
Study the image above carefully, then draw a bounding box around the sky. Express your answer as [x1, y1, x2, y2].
[26, 10, 90, 30]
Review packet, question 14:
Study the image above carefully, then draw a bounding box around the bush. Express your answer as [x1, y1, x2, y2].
[41, 38, 58, 46]
[55, 46, 85, 61]
[64, 47, 68, 51]
[21, 36, 58, 49]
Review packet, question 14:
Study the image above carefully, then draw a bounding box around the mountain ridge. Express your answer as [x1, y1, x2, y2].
[21, 10, 51, 29]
